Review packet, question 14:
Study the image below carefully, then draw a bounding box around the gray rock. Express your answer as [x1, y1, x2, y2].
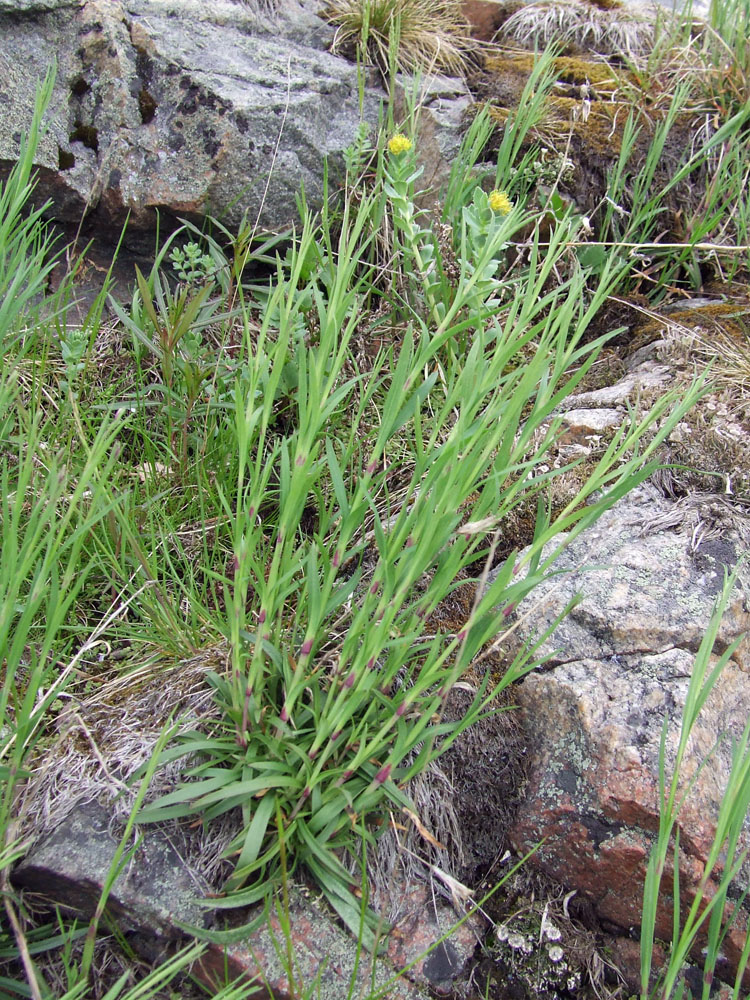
[12, 802, 434, 1000]
[0, 0, 78, 10]
[198, 884, 432, 1000]
[515, 486, 749, 663]
[395, 72, 472, 195]
[0, 0, 383, 236]
[560, 362, 673, 409]
[506, 485, 750, 985]
[12, 801, 211, 946]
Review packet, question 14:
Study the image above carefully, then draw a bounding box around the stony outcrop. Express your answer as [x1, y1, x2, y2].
[0, 0, 382, 240]
[13, 800, 480, 999]
[12, 801, 211, 954]
[506, 484, 750, 987]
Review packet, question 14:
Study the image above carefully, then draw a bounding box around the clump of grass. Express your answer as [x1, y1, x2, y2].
[325, 0, 476, 75]
[563, 77, 750, 296]
[497, 0, 661, 61]
[701, 0, 750, 114]
[131, 127, 703, 947]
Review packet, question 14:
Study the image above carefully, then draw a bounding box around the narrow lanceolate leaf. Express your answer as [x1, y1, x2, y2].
[231, 792, 276, 872]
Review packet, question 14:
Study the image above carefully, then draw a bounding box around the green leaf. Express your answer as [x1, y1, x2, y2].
[233, 791, 276, 872]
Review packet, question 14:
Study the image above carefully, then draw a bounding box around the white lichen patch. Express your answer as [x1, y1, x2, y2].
[490, 890, 597, 1000]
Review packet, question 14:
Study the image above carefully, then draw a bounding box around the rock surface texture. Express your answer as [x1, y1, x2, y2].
[12, 801, 211, 955]
[507, 485, 750, 987]
[0, 0, 381, 238]
[13, 801, 479, 999]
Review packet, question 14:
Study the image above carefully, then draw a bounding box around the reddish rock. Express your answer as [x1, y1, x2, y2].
[460, 0, 505, 41]
[506, 486, 750, 986]
[196, 888, 429, 1000]
[604, 935, 665, 994]
[381, 882, 484, 995]
[198, 878, 481, 999]
[13, 802, 470, 999]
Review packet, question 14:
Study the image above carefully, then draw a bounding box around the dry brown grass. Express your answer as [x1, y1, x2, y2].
[324, 0, 477, 75]
[497, 0, 663, 61]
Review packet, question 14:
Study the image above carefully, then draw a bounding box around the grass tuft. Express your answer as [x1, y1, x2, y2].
[324, 0, 476, 75]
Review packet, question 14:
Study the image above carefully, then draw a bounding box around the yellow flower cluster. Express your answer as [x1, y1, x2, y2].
[388, 133, 413, 155]
[489, 190, 513, 215]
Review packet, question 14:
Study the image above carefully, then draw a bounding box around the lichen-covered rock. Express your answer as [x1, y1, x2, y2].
[506, 485, 750, 986]
[11, 804, 433, 1000]
[200, 886, 431, 1000]
[12, 801, 211, 949]
[381, 880, 484, 996]
[0, 0, 381, 238]
[0, 0, 76, 9]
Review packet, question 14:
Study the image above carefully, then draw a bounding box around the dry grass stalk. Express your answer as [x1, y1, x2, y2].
[498, 0, 663, 61]
[325, 0, 476, 75]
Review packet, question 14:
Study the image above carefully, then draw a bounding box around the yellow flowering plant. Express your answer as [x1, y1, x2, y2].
[384, 132, 447, 326]
[384, 131, 523, 339]
[459, 187, 519, 311]
[387, 132, 412, 155]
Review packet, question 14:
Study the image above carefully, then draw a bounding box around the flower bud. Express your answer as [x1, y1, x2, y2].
[374, 764, 391, 784]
